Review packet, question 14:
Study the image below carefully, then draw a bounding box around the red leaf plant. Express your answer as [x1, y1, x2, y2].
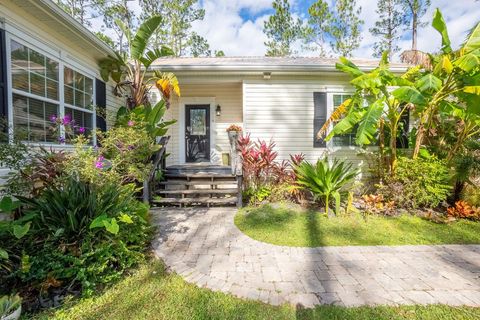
[237, 132, 306, 201]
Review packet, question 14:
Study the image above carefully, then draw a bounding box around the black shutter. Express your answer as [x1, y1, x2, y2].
[0, 28, 8, 127]
[313, 92, 327, 148]
[95, 78, 107, 131]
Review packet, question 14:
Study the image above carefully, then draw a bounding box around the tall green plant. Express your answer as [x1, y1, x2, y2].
[295, 158, 358, 215]
[318, 53, 413, 173]
[99, 16, 178, 109]
[392, 9, 480, 160]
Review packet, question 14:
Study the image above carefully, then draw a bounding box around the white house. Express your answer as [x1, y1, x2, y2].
[0, 0, 409, 178]
[150, 57, 408, 169]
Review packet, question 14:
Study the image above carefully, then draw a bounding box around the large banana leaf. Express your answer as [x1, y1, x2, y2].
[130, 16, 163, 60]
[350, 71, 383, 89]
[434, 55, 454, 75]
[464, 86, 480, 95]
[392, 86, 427, 105]
[463, 22, 480, 54]
[432, 9, 452, 54]
[335, 57, 364, 77]
[141, 47, 174, 69]
[355, 100, 384, 146]
[454, 49, 480, 72]
[415, 73, 442, 93]
[325, 109, 363, 141]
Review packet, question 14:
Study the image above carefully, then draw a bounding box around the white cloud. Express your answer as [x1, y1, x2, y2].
[90, 0, 480, 59]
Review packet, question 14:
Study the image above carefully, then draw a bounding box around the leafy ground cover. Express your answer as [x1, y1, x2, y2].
[33, 260, 480, 320]
[234, 204, 480, 247]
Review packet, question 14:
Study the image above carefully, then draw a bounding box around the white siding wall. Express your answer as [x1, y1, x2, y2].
[162, 83, 243, 166]
[243, 80, 370, 173]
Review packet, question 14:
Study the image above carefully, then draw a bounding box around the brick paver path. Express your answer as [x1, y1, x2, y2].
[152, 207, 480, 307]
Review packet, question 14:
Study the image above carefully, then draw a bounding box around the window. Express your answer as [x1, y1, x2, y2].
[64, 66, 94, 138]
[9, 38, 95, 144]
[331, 94, 356, 147]
[11, 40, 59, 142]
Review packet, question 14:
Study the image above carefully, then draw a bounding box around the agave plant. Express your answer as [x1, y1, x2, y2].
[294, 158, 358, 215]
[99, 16, 180, 109]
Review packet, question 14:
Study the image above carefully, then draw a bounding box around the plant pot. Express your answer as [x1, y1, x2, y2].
[1, 306, 21, 320]
[227, 130, 239, 141]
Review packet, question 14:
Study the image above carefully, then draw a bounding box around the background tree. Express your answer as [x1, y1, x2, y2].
[304, 0, 331, 57]
[54, 0, 101, 27]
[189, 32, 211, 57]
[401, 0, 431, 51]
[139, 0, 207, 57]
[369, 0, 405, 59]
[263, 0, 303, 57]
[94, 31, 116, 49]
[100, 0, 137, 53]
[328, 0, 363, 57]
[306, 0, 363, 57]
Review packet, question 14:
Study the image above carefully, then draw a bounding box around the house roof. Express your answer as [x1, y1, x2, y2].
[10, 0, 115, 60]
[151, 56, 409, 73]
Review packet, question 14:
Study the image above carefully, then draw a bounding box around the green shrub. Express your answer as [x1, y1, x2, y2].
[462, 180, 480, 207]
[380, 156, 451, 208]
[295, 158, 358, 215]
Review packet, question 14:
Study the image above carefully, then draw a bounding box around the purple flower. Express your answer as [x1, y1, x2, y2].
[127, 120, 135, 127]
[63, 114, 72, 125]
[95, 155, 105, 169]
[127, 145, 135, 150]
[78, 127, 86, 134]
[50, 114, 57, 123]
[58, 136, 65, 143]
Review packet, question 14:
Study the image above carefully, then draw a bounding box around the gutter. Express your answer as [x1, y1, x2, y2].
[150, 64, 408, 74]
[36, 0, 116, 57]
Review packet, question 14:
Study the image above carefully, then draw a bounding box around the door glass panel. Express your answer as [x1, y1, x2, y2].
[190, 109, 206, 135]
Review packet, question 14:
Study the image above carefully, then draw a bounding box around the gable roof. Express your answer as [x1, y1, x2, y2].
[151, 56, 409, 73]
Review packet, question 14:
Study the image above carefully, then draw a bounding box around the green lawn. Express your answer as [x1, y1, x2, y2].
[33, 261, 480, 320]
[234, 203, 480, 247]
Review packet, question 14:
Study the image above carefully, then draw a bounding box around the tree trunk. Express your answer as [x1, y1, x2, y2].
[412, 14, 417, 51]
[389, 124, 397, 174]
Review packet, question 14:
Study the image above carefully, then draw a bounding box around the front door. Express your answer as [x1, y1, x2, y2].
[185, 105, 210, 162]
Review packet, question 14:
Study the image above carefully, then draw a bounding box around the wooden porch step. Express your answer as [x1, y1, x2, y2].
[165, 173, 236, 179]
[156, 189, 237, 195]
[152, 196, 238, 206]
[158, 180, 237, 186]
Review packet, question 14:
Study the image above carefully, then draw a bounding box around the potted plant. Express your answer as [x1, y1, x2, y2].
[0, 295, 22, 320]
[226, 125, 243, 174]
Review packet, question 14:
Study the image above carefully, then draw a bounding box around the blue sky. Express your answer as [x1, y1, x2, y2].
[98, 0, 480, 60]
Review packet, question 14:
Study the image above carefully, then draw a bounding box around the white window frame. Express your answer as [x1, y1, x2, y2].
[5, 28, 97, 147]
[325, 88, 356, 151]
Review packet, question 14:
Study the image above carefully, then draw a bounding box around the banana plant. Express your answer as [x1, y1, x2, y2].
[99, 16, 180, 109]
[317, 53, 413, 173]
[391, 9, 480, 159]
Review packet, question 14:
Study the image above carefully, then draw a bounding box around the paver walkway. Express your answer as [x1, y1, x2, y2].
[152, 207, 480, 307]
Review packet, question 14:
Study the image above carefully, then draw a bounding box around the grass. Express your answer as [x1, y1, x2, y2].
[33, 260, 480, 320]
[234, 203, 480, 247]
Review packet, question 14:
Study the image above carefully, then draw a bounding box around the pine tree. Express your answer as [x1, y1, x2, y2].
[369, 0, 405, 58]
[54, 0, 100, 27]
[306, 0, 363, 57]
[328, 0, 364, 57]
[189, 32, 211, 57]
[304, 0, 331, 57]
[100, 0, 137, 53]
[139, 0, 208, 57]
[263, 0, 303, 57]
[400, 0, 431, 50]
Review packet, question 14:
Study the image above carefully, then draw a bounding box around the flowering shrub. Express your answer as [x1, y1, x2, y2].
[50, 114, 89, 144]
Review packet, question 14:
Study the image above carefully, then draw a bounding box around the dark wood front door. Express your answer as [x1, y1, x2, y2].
[185, 105, 210, 162]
